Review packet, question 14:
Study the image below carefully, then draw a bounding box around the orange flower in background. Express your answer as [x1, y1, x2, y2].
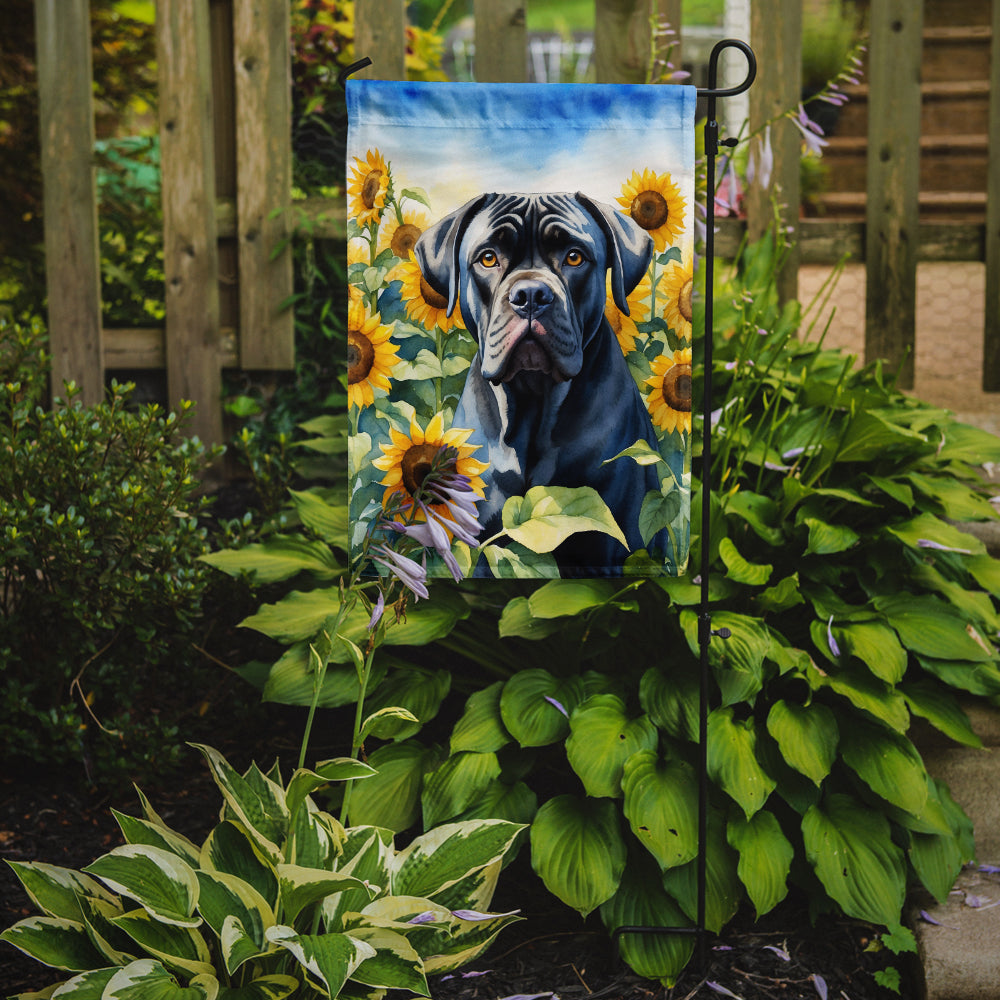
[604, 270, 651, 355]
[660, 256, 694, 340]
[618, 168, 686, 251]
[391, 251, 466, 333]
[347, 300, 399, 409]
[645, 347, 693, 434]
[348, 147, 390, 226]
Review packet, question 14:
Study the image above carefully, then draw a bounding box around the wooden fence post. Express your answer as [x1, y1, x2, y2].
[594, 0, 650, 84]
[233, 0, 294, 370]
[157, 0, 223, 445]
[34, 0, 104, 405]
[746, 0, 801, 306]
[474, 0, 527, 83]
[864, 0, 923, 389]
[354, 0, 407, 80]
[983, 0, 1000, 390]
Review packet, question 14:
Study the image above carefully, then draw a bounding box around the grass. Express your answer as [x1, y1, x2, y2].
[526, 0, 725, 33]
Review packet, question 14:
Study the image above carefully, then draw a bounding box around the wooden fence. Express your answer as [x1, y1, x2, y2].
[33, 0, 1000, 445]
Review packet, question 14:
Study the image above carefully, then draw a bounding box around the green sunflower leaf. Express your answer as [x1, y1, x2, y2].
[501, 486, 627, 553]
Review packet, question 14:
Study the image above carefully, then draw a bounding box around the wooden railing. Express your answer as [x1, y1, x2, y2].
[32, 0, 1000, 445]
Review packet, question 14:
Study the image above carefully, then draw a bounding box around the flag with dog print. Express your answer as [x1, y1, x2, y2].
[346, 80, 696, 579]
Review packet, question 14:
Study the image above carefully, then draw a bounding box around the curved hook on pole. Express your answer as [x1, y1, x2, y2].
[697, 38, 756, 99]
[338, 57, 373, 90]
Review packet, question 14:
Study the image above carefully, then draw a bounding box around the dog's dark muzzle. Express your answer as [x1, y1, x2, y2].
[509, 279, 554, 319]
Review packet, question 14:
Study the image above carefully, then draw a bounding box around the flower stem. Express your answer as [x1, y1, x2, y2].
[339, 642, 377, 826]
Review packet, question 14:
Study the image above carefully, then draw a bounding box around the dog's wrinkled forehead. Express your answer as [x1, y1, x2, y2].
[462, 192, 603, 259]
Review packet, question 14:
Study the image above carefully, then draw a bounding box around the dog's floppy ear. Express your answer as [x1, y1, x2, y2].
[414, 194, 491, 319]
[575, 192, 653, 315]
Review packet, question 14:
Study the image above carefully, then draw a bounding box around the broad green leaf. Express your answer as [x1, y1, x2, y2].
[886, 511, 985, 556]
[111, 909, 214, 978]
[901, 680, 982, 748]
[285, 759, 376, 822]
[362, 667, 451, 740]
[834, 621, 907, 684]
[346, 740, 441, 832]
[718, 537, 772, 586]
[288, 489, 348, 546]
[967, 553, 1000, 597]
[909, 830, 966, 905]
[216, 976, 299, 1000]
[809, 661, 910, 732]
[638, 488, 683, 547]
[839, 718, 928, 816]
[277, 865, 373, 925]
[499, 670, 584, 747]
[707, 708, 776, 818]
[906, 472, 998, 522]
[803, 517, 859, 556]
[453, 779, 538, 827]
[199, 822, 278, 910]
[916, 655, 1000, 697]
[0, 916, 107, 972]
[497, 595, 565, 637]
[621, 751, 699, 870]
[566, 695, 658, 798]
[874, 594, 995, 662]
[501, 486, 627, 553]
[765, 700, 838, 786]
[834, 410, 927, 463]
[265, 926, 375, 997]
[936, 420, 1000, 465]
[724, 490, 784, 545]
[755, 573, 805, 614]
[802, 794, 906, 926]
[360, 706, 421, 742]
[450, 682, 511, 754]
[527, 579, 618, 618]
[200, 536, 341, 584]
[393, 820, 524, 900]
[260, 644, 384, 709]
[83, 846, 200, 928]
[421, 751, 502, 828]
[530, 795, 626, 917]
[111, 812, 201, 868]
[5, 862, 117, 923]
[604, 439, 666, 467]
[639, 665, 699, 743]
[727, 811, 793, 917]
[103, 959, 217, 1000]
[680, 610, 770, 706]
[346, 926, 428, 994]
[599, 854, 694, 987]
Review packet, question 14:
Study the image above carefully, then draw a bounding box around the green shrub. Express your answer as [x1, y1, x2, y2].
[0, 316, 220, 783]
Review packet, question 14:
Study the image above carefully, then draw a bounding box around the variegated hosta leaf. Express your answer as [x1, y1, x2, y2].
[277, 865, 376, 925]
[285, 760, 375, 824]
[420, 751, 501, 829]
[450, 682, 511, 754]
[391, 820, 524, 901]
[214, 974, 299, 1000]
[77, 894, 136, 966]
[112, 810, 202, 868]
[621, 751, 698, 871]
[499, 669, 585, 747]
[191, 745, 287, 863]
[421, 906, 523, 975]
[566, 695, 658, 798]
[288, 802, 343, 870]
[102, 958, 218, 999]
[4, 861, 118, 922]
[83, 846, 200, 928]
[323, 829, 393, 931]
[110, 908, 214, 979]
[599, 854, 694, 987]
[0, 916, 107, 972]
[706, 707, 776, 819]
[802, 793, 906, 926]
[265, 926, 375, 998]
[195, 871, 274, 974]
[726, 810, 793, 918]
[200, 822, 278, 910]
[345, 926, 429, 995]
[44, 966, 118, 997]
[420, 860, 501, 917]
[765, 700, 838, 786]
[529, 795, 626, 917]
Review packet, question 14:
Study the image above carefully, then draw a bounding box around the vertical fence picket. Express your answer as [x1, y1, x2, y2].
[746, 0, 801, 305]
[34, 0, 104, 405]
[983, 0, 1000, 390]
[864, 0, 923, 390]
[474, 0, 527, 82]
[594, 0, 651, 83]
[354, 0, 407, 79]
[233, 0, 294, 369]
[157, 0, 222, 445]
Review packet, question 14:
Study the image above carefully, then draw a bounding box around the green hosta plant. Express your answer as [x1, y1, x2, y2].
[1, 744, 523, 999]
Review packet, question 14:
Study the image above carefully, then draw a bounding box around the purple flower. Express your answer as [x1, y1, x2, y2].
[812, 974, 828, 1000]
[544, 695, 569, 718]
[747, 125, 774, 191]
[371, 543, 429, 600]
[407, 911, 438, 925]
[917, 538, 972, 554]
[827, 615, 841, 658]
[367, 590, 385, 631]
[451, 908, 520, 921]
[791, 104, 828, 157]
[706, 983, 742, 999]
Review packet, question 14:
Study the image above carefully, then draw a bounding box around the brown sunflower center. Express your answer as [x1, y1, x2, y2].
[419, 276, 449, 311]
[631, 190, 669, 231]
[347, 329, 375, 385]
[361, 169, 384, 210]
[401, 442, 451, 496]
[391, 223, 422, 258]
[679, 278, 693, 323]
[662, 363, 692, 412]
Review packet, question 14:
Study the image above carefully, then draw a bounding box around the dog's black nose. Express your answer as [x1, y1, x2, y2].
[509, 280, 554, 318]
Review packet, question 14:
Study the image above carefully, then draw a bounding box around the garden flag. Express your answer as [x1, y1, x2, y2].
[346, 80, 696, 579]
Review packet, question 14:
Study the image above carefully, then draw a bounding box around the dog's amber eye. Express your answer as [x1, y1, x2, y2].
[564, 249, 585, 267]
[478, 250, 499, 268]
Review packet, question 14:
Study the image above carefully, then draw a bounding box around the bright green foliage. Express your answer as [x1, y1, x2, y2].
[1, 745, 524, 998]
[0, 317, 221, 782]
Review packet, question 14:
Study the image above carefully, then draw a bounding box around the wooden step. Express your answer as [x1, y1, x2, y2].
[922, 0, 992, 28]
[813, 190, 987, 222]
[922, 25, 993, 83]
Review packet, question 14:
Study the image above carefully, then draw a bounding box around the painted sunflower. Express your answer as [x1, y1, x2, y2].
[347, 300, 400, 410]
[604, 270, 651, 355]
[373, 411, 488, 519]
[659, 256, 694, 340]
[348, 148, 390, 226]
[617, 168, 687, 251]
[378, 208, 429, 261]
[391, 251, 465, 333]
[645, 347, 693, 434]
